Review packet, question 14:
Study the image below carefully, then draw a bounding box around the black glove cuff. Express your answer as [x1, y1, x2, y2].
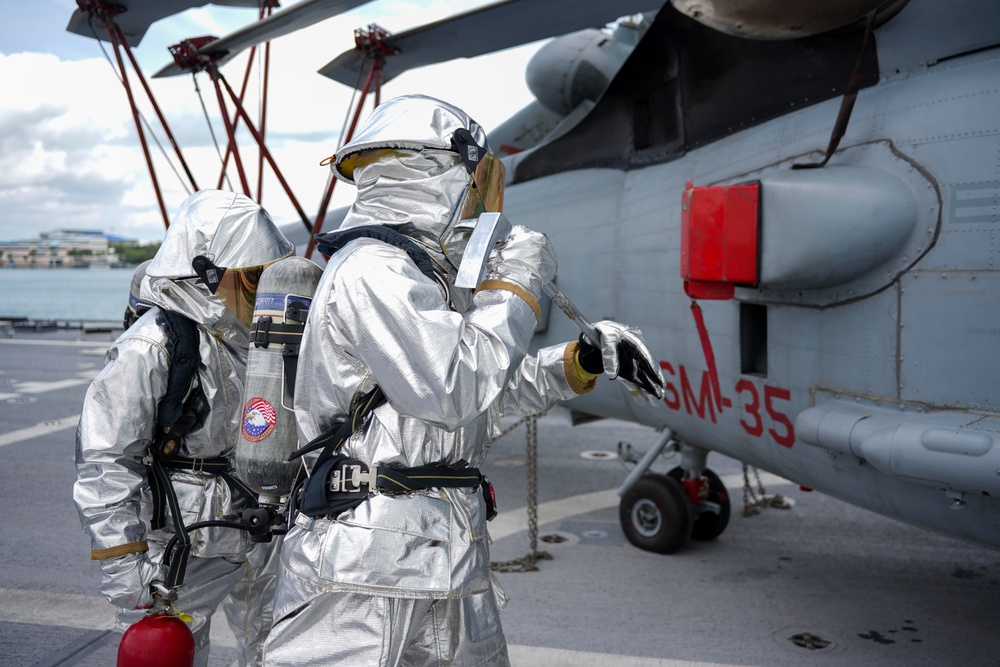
[577, 333, 604, 375]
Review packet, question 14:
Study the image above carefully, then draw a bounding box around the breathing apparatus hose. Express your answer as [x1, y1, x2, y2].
[162, 520, 247, 571]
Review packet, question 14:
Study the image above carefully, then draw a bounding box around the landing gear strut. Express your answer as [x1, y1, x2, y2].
[668, 466, 730, 541]
[617, 433, 731, 554]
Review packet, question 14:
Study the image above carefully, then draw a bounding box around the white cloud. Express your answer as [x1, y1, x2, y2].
[0, 0, 543, 242]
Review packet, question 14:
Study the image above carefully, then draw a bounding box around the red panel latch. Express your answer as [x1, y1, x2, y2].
[680, 181, 759, 299]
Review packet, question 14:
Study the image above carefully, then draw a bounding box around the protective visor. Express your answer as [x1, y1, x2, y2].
[192, 255, 285, 328]
[326, 148, 415, 182]
[460, 150, 505, 219]
[451, 128, 504, 218]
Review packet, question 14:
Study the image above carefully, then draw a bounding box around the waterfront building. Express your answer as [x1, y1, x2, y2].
[0, 230, 129, 268]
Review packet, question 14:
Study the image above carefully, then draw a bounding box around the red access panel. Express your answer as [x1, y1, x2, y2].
[680, 181, 759, 300]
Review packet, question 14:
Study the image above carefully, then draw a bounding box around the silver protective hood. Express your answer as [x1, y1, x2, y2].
[333, 94, 489, 185]
[332, 95, 490, 274]
[143, 189, 294, 332]
[146, 189, 294, 280]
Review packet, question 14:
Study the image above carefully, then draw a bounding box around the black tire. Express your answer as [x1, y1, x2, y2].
[619, 474, 692, 554]
[667, 466, 731, 541]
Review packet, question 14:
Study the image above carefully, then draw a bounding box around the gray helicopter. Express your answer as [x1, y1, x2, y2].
[69, 0, 1000, 555]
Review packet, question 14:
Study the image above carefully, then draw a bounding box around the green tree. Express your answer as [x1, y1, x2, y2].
[112, 242, 161, 264]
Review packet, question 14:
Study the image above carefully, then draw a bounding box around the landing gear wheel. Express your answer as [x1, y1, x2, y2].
[668, 466, 731, 541]
[619, 474, 692, 554]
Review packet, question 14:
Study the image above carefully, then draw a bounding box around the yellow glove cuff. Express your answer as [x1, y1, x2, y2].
[564, 340, 599, 394]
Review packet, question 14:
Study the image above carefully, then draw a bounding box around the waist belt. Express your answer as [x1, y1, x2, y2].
[297, 453, 497, 521]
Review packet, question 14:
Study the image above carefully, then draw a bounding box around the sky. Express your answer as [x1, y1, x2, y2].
[0, 0, 544, 242]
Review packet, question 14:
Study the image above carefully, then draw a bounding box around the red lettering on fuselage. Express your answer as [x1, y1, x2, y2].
[659, 360, 796, 447]
[680, 365, 717, 424]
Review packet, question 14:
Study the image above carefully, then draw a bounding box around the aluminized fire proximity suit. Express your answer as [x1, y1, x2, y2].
[73, 189, 294, 667]
[262, 95, 664, 666]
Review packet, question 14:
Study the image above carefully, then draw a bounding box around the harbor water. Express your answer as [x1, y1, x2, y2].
[0, 267, 134, 323]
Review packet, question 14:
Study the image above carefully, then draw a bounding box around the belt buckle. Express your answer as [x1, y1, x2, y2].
[328, 462, 374, 493]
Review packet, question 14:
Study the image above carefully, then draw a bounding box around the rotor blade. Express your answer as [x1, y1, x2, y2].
[153, 0, 374, 78]
[318, 0, 664, 87]
[67, 0, 259, 47]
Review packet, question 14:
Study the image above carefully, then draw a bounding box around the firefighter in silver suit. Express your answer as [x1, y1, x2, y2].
[262, 95, 664, 666]
[73, 189, 295, 666]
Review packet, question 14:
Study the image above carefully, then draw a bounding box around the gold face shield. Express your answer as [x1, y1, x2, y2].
[451, 127, 504, 217]
[459, 150, 505, 219]
[192, 255, 289, 328]
[327, 148, 416, 182]
[440, 128, 506, 272]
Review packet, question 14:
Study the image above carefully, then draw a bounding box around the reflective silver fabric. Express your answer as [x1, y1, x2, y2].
[147, 189, 294, 279]
[266, 96, 588, 665]
[263, 588, 508, 666]
[74, 189, 291, 666]
[483, 224, 558, 303]
[334, 94, 493, 275]
[125, 259, 152, 325]
[333, 94, 489, 185]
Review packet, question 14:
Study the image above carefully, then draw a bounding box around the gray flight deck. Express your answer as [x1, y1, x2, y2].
[1, 327, 997, 666]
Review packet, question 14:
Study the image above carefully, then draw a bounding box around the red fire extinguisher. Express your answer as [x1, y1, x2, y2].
[117, 590, 194, 667]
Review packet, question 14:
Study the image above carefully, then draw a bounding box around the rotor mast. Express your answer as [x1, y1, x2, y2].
[164, 3, 314, 238]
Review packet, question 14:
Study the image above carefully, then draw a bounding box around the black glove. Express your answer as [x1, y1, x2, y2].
[577, 333, 604, 374]
[576, 322, 664, 400]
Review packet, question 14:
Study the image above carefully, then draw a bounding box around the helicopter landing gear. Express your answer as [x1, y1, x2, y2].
[619, 473, 692, 554]
[667, 466, 731, 541]
[618, 435, 731, 554]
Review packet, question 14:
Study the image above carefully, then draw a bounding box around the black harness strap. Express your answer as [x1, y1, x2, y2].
[376, 463, 485, 494]
[162, 456, 259, 501]
[146, 310, 258, 588]
[248, 295, 312, 400]
[289, 385, 387, 467]
[297, 454, 492, 520]
[793, 6, 880, 170]
[249, 318, 303, 347]
[149, 457, 190, 588]
[152, 310, 199, 441]
[149, 310, 200, 532]
[314, 225, 438, 284]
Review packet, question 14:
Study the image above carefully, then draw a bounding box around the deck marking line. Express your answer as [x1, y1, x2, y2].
[0, 415, 80, 448]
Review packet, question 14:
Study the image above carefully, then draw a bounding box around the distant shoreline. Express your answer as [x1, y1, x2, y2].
[0, 265, 138, 270]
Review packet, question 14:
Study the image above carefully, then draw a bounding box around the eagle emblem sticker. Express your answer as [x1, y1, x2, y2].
[242, 397, 277, 442]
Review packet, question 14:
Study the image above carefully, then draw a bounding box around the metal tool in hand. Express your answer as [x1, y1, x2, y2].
[455, 212, 601, 347]
[454, 212, 512, 289]
[541, 282, 600, 346]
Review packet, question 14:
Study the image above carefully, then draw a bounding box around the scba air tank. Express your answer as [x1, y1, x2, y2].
[237, 256, 323, 505]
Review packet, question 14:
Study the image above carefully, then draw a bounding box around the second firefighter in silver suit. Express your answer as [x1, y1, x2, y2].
[262, 95, 664, 666]
[74, 190, 294, 666]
